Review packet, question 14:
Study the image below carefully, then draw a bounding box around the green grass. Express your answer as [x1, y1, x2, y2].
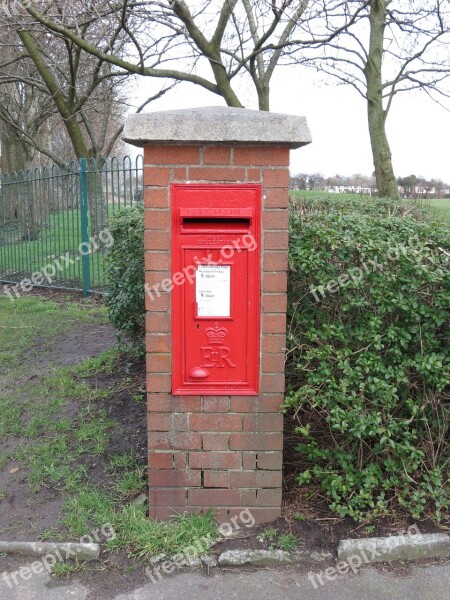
[0, 205, 114, 290]
[423, 198, 450, 222]
[290, 190, 450, 222]
[0, 292, 219, 562]
[0, 293, 106, 383]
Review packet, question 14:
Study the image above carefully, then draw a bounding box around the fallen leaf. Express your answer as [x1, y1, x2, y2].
[9, 467, 19, 474]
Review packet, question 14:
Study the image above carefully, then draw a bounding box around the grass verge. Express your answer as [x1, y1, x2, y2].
[0, 293, 219, 568]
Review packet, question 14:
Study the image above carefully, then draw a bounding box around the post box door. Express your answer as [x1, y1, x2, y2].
[182, 248, 249, 389]
[171, 184, 261, 396]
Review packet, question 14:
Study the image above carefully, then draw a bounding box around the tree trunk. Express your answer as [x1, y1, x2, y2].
[0, 122, 26, 174]
[257, 85, 270, 111]
[0, 123, 41, 240]
[365, 0, 399, 200]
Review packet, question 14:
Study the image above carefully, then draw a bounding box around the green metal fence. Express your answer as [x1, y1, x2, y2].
[0, 155, 143, 296]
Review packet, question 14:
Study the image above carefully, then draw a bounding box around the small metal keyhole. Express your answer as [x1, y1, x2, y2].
[197, 324, 200, 329]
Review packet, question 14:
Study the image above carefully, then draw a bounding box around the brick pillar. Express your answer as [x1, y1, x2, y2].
[124, 107, 311, 524]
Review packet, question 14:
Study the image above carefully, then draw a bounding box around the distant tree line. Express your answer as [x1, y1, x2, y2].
[292, 172, 449, 198]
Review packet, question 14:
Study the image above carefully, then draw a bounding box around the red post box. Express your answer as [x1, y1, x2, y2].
[171, 184, 261, 395]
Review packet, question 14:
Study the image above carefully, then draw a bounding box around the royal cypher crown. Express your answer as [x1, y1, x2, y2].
[205, 323, 228, 345]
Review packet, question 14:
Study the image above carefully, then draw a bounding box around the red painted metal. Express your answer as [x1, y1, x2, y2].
[171, 184, 261, 395]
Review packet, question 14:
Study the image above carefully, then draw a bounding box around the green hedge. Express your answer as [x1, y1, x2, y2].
[104, 204, 145, 343]
[285, 196, 449, 520]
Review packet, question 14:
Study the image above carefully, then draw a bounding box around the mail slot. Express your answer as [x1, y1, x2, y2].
[171, 184, 261, 395]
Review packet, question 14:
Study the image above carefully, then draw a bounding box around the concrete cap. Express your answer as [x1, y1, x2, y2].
[123, 106, 311, 149]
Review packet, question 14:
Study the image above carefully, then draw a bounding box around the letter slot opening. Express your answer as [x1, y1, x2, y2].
[180, 207, 253, 233]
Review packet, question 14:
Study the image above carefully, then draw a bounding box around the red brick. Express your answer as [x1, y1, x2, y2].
[264, 230, 288, 250]
[188, 488, 240, 506]
[258, 396, 284, 412]
[242, 415, 257, 432]
[147, 395, 202, 413]
[242, 452, 257, 469]
[146, 312, 170, 333]
[146, 334, 171, 353]
[202, 397, 230, 412]
[144, 230, 171, 250]
[148, 506, 180, 520]
[148, 488, 187, 506]
[144, 251, 170, 271]
[145, 145, 200, 165]
[262, 210, 289, 231]
[230, 433, 283, 451]
[262, 334, 287, 353]
[260, 373, 285, 393]
[240, 489, 257, 506]
[189, 414, 242, 432]
[262, 313, 286, 334]
[147, 413, 172, 431]
[263, 188, 289, 208]
[242, 507, 281, 524]
[147, 353, 171, 374]
[144, 167, 171, 187]
[263, 252, 288, 271]
[234, 147, 289, 166]
[230, 471, 282, 488]
[263, 168, 290, 188]
[173, 453, 187, 469]
[189, 167, 246, 182]
[257, 452, 283, 470]
[258, 413, 283, 432]
[144, 187, 169, 208]
[148, 452, 173, 469]
[144, 210, 170, 230]
[145, 270, 168, 286]
[148, 469, 201, 487]
[148, 431, 201, 450]
[189, 452, 241, 470]
[202, 433, 230, 450]
[262, 354, 286, 373]
[203, 146, 231, 164]
[172, 167, 188, 181]
[229, 397, 260, 413]
[146, 374, 171, 393]
[145, 292, 169, 311]
[246, 168, 262, 182]
[263, 273, 287, 293]
[204, 471, 229, 488]
[172, 413, 189, 431]
[262, 294, 287, 313]
[256, 488, 282, 506]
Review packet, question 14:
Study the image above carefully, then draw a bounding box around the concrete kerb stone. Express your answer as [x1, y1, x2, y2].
[337, 533, 450, 564]
[217, 548, 334, 567]
[217, 533, 449, 568]
[0, 541, 100, 561]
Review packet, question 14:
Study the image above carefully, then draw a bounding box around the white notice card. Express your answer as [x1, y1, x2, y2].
[196, 265, 231, 317]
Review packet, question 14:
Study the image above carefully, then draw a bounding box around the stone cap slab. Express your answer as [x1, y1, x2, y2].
[123, 106, 311, 149]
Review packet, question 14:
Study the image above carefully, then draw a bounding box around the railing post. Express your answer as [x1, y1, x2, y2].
[79, 158, 90, 297]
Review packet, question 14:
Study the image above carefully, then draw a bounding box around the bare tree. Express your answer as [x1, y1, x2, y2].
[15, 0, 316, 110]
[295, 0, 450, 199]
[0, 5, 167, 163]
[0, 2, 171, 239]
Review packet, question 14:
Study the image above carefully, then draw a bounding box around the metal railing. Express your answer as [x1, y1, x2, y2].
[0, 155, 143, 296]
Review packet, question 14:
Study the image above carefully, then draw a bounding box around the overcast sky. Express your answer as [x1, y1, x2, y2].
[128, 67, 450, 184]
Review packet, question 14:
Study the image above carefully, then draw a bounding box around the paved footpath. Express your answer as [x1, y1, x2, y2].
[0, 560, 448, 600]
